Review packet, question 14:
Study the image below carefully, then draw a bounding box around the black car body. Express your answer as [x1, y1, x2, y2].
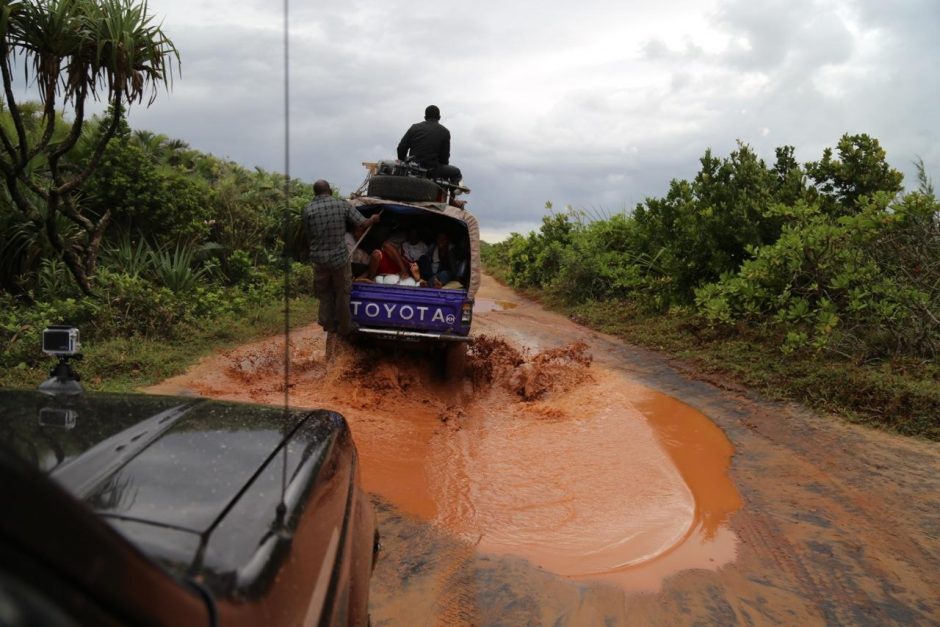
[0, 389, 376, 626]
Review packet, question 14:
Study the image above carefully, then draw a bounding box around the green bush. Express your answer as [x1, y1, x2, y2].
[2, 106, 317, 298]
[93, 269, 195, 337]
[695, 192, 939, 359]
[224, 249, 255, 285]
[551, 214, 670, 307]
[289, 262, 316, 296]
[103, 236, 152, 278]
[486, 134, 935, 364]
[630, 143, 799, 305]
[0, 293, 100, 368]
[805, 133, 904, 215]
[0, 265, 297, 373]
[148, 243, 208, 292]
[480, 241, 510, 282]
[501, 211, 575, 290]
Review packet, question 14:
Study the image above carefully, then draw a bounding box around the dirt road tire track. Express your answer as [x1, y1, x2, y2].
[596, 340, 940, 626]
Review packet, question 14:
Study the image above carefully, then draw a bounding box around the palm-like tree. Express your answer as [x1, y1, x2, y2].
[131, 128, 169, 159]
[0, 0, 179, 294]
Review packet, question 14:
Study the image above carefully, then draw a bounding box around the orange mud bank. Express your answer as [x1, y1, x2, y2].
[147, 275, 940, 626]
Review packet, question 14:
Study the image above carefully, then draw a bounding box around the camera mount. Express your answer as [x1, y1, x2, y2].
[38, 354, 84, 396]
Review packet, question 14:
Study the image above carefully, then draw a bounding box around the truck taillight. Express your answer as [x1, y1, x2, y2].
[461, 302, 472, 325]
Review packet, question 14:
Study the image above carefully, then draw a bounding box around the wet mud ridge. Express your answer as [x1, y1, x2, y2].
[148, 276, 940, 626]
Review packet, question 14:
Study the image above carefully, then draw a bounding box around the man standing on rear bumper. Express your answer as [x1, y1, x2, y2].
[303, 180, 379, 335]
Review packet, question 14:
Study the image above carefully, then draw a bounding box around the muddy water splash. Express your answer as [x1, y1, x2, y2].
[148, 320, 741, 593]
[468, 334, 592, 400]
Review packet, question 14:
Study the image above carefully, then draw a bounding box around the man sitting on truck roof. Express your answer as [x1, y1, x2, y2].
[397, 105, 462, 185]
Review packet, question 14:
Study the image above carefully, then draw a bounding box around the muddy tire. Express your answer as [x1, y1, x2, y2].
[367, 175, 442, 202]
[443, 342, 467, 381]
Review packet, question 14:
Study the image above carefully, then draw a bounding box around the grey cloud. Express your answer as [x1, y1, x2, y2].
[642, 39, 672, 60]
[669, 71, 694, 92]
[123, 23, 286, 168]
[715, 0, 807, 69]
[642, 38, 706, 62]
[715, 0, 855, 72]
[854, 0, 940, 44]
[116, 0, 940, 238]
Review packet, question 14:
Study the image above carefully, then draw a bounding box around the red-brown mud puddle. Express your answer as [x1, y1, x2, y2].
[416, 370, 741, 592]
[146, 331, 740, 593]
[473, 298, 518, 314]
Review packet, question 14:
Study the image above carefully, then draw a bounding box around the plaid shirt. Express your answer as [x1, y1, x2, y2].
[303, 195, 366, 269]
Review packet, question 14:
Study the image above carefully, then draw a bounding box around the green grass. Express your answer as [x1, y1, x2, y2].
[562, 298, 939, 440]
[1, 296, 318, 393]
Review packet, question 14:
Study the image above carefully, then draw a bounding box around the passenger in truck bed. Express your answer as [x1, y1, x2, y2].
[348, 225, 423, 285]
[419, 232, 465, 288]
[375, 240, 421, 283]
[401, 228, 429, 265]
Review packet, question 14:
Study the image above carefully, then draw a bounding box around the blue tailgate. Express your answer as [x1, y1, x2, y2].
[350, 283, 471, 337]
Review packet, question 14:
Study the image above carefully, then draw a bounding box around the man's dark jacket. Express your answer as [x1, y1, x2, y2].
[397, 120, 451, 169]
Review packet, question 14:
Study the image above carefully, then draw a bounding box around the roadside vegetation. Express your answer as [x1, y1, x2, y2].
[0, 118, 321, 390]
[483, 134, 940, 440]
[0, 0, 320, 391]
[0, 116, 321, 390]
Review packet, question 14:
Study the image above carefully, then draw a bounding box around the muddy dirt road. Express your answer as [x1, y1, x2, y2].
[148, 275, 940, 626]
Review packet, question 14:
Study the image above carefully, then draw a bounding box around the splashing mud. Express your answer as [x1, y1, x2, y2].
[468, 335, 593, 400]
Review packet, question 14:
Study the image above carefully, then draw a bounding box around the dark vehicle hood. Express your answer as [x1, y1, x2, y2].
[0, 389, 349, 597]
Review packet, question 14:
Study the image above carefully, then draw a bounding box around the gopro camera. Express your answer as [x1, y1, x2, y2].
[42, 326, 80, 357]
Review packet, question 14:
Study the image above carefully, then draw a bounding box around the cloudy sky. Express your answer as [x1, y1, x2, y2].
[76, 0, 940, 240]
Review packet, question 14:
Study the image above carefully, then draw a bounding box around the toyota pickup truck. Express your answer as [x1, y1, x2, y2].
[347, 162, 479, 378]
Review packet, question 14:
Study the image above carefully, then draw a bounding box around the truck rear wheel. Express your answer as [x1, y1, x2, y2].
[443, 342, 467, 381]
[367, 175, 443, 202]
